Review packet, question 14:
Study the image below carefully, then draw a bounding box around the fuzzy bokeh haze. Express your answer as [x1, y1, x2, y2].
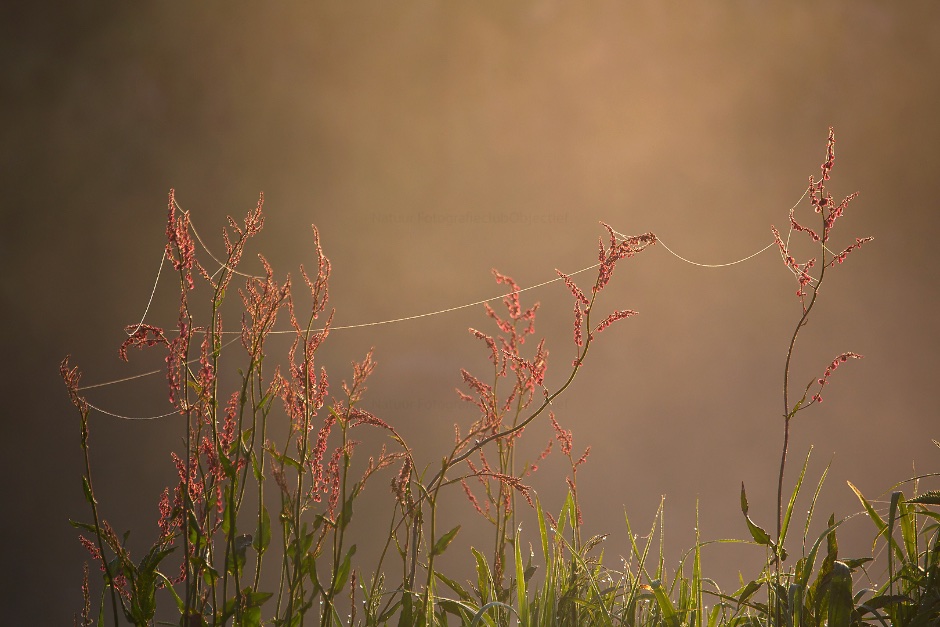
[3, 3, 939, 623]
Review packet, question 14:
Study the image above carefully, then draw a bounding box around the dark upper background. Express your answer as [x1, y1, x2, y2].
[3, 2, 939, 623]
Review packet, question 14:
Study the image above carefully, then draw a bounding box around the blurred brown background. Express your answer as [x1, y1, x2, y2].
[3, 2, 939, 623]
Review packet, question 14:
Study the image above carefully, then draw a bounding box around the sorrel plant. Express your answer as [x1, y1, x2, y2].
[64, 129, 940, 626]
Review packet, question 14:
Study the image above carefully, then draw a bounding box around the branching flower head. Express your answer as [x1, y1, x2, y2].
[60, 356, 88, 414]
[118, 324, 169, 362]
[774, 128, 871, 302]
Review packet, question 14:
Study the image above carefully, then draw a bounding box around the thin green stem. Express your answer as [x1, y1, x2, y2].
[79, 408, 122, 627]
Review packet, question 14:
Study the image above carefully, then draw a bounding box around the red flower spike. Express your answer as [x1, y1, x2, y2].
[299, 224, 331, 318]
[461, 479, 485, 516]
[575, 446, 591, 468]
[60, 357, 89, 414]
[557, 269, 589, 306]
[470, 328, 499, 366]
[813, 351, 863, 402]
[594, 310, 639, 334]
[78, 535, 102, 566]
[157, 488, 175, 541]
[118, 324, 169, 361]
[789, 207, 821, 243]
[821, 127, 835, 181]
[824, 191, 860, 237]
[483, 302, 514, 335]
[550, 413, 573, 457]
[829, 236, 874, 267]
[491, 269, 522, 320]
[573, 302, 584, 347]
[164, 191, 196, 290]
[245, 192, 264, 236]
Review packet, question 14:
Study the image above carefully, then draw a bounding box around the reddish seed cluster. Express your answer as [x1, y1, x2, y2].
[325, 444, 346, 518]
[458, 368, 497, 430]
[771, 226, 816, 299]
[391, 458, 412, 506]
[171, 451, 204, 506]
[118, 324, 169, 362]
[198, 436, 224, 512]
[550, 412, 573, 456]
[557, 270, 589, 306]
[503, 338, 548, 392]
[343, 348, 376, 404]
[492, 270, 522, 320]
[462, 455, 494, 518]
[524, 439, 554, 476]
[195, 332, 217, 413]
[823, 192, 860, 238]
[164, 189, 196, 291]
[812, 352, 863, 403]
[359, 445, 407, 490]
[593, 310, 639, 335]
[594, 223, 656, 295]
[283, 334, 331, 435]
[308, 411, 336, 502]
[563, 224, 655, 348]
[829, 236, 874, 267]
[821, 127, 835, 181]
[59, 357, 88, 414]
[164, 323, 191, 407]
[219, 391, 239, 454]
[461, 479, 485, 516]
[300, 224, 331, 319]
[469, 328, 499, 366]
[575, 446, 591, 468]
[214, 193, 266, 295]
[240, 256, 291, 354]
[574, 301, 586, 349]
[78, 535, 102, 564]
[789, 207, 821, 243]
[348, 406, 392, 431]
[157, 487, 176, 542]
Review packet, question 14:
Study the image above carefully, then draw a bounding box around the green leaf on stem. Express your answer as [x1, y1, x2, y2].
[337, 483, 361, 531]
[226, 533, 252, 577]
[431, 525, 461, 557]
[471, 546, 494, 604]
[435, 571, 472, 601]
[740, 483, 772, 547]
[650, 579, 680, 627]
[254, 506, 271, 554]
[81, 476, 95, 505]
[331, 544, 357, 595]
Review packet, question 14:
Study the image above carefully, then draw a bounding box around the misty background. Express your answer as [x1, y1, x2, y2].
[3, 3, 939, 623]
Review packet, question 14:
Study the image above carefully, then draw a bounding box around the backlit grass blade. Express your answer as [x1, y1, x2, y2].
[804, 459, 831, 552]
[827, 561, 854, 627]
[651, 578, 681, 627]
[514, 528, 528, 626]
[781, 447, 812, 548]
[848, 481, 906, 563]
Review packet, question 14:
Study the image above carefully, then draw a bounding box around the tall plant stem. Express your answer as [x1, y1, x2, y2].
[775, 234, 827, 627]
[776, 266, 826, 546]
[80, 408, 122, 627]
